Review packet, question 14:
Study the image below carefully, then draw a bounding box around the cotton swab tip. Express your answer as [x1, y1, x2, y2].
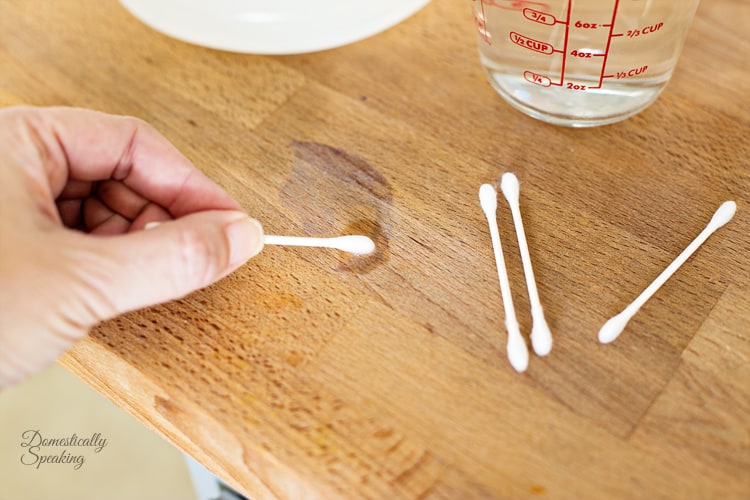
[598, 311, 632, 344]
[331, 235, 376, 255]
[479, 184, 497, 214]
[531, 317, 553, 356]
[710, 201, 737, 229]
[500, 172, 520, 204]
[507, 326, 529, 373]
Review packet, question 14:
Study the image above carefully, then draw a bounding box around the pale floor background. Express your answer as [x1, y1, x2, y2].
[0, 363, 198, 500]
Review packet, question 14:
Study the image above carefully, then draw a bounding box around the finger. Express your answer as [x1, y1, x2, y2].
[6, 106, 241, 217]
[81, 191, 172, 233]
[90, 181, 172, 232]
[57, 179, 93, 200]
[82, 196, 117, 229]
[67, 211, 264, 322]
[130, 203, 171, 231]
[47, 107, 241, 215]
[56, 198, 83, 228]
[83, 196, 137, 235]
[89, 213, 131, 236]
[95, 180, 150, 219]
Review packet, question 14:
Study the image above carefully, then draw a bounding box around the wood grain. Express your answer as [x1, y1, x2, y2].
[1, 0, 748, 497]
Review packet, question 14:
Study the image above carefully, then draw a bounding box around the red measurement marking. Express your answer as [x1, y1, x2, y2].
[571, 49, 603, 58]
[558, 0, 572, 85]
[598, 0, 620, 87]
[510, 32, 554, 54]
[524, 71, 552, 87]
[625, 22, 664, 38]
[574, 20, 603, 29]
[523, 8, 556, 25]
[615, 65, 648, 79]
[519, 0, 627, 90]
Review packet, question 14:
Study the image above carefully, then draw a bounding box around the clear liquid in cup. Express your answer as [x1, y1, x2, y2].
[472, 0, 700, 127]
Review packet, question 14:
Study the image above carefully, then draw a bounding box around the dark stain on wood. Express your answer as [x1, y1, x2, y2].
[282, 141, 392, 274]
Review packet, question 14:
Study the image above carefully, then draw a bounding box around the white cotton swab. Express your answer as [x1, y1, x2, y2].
[144, 221, 376, 256]
[480, 184, 529, 373]
[264, 234, 376, 255]
[598, 200, 737, 344]
[500, 173, 553, 356]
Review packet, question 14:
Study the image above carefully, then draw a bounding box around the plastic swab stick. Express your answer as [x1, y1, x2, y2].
[501, 173, 553, 356]
[598, 200, 737, 344]
[480, 184, 529, 373]
[264, 234, 376, 255]
[144, 221, 375, 255]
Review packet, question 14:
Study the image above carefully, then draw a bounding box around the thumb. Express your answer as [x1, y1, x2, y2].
[72, 210, 264, 322]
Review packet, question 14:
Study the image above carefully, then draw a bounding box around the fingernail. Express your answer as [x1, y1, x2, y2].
[224, 214, 264, 266]
[144, 221, 161, 230]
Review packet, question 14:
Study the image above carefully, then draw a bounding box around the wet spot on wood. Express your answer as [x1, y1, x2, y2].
[281, 141, 392, 273]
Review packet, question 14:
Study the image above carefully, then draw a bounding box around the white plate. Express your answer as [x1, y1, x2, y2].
[120, 0, 431, 54]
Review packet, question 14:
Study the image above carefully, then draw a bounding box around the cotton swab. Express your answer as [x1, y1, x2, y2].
[598, 200, 737, 344]
[264, 234, 376, 255]
[145, 221, 375, 255]
[500, 173, 553, 356]
[480, 184, 529, 373]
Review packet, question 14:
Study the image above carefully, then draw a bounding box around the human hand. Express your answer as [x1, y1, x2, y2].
[0, 107, 264, 388]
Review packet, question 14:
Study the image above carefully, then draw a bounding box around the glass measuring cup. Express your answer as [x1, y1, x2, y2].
[471, 0, 701, 127]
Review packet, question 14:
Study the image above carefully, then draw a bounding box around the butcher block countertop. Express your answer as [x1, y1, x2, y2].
[2, 0, 748, 498]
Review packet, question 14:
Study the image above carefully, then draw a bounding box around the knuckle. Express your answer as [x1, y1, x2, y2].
[170, 225, 227, 292]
